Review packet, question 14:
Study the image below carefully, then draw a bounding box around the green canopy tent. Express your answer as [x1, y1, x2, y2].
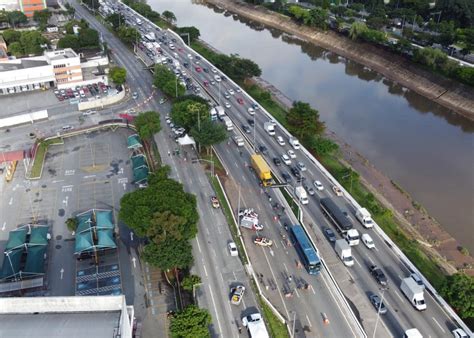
[23, 245, 48, 276]
[127, 134, 142, 149]
[5, 229, 27, 251]
[0, 248, 23, 280]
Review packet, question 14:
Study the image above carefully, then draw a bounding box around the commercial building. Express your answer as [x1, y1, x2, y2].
[0, 295, 134, 338]
[0, 0, 19, 11]
[0, 48, 109, 95]
[18, 0, 47, 17]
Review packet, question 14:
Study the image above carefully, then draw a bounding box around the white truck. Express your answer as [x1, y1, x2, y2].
[216, 106, 226, 120]
[344, 228, 360, 246]
[356, 207, 374, 228]
[289, 136, 300, 149]
[242, 312, 270, 338]
[335, 239, 354, 267]
[400, 277, 427, 311]
[295, 186, 308, 205]
[222, 116, 233, 131]
[263, 122, 275, 136]
[144, 32, 156, 42]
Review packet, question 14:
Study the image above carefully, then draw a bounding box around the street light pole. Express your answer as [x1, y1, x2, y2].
[291, 311, 297, 338]
[253, 114, 256, 152]
[372, 289, 386, 338]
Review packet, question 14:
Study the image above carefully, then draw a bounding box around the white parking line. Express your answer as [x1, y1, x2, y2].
[432, 317, 446, 333]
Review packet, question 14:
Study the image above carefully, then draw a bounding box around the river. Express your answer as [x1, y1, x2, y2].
[149, 0, 474, 252]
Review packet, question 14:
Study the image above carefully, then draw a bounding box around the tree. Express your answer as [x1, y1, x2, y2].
[441, 273, 474, 319]
[147, 211, 188, 243]
[133, 111, 161, 140]
[456, 66, 474, 86]
[143, 238, 194, 270]
[286, 101, 325, 142]
[57, 35, 81, 50]
[162, 10, 177, 23]
[79, 28, 100, 48]
[106, 13, 125, 31]
[288, 5, 310, 24]
[175, 26, 200, 43]
[2, 29, 21, 43]
[170, 305, 211, 338]
[7, 11, 27, 27]
[190, 119, 227, 154]
[153, 65, 185, 98]
[33, 9, 51, 27]
[109, 66, 127, 85]
[65, 3, 75, 17]
[349, 22, 368, 40]
[307, 136, 338, 157]
[182, 274, 201, 292]
[413, 47, 448, 70]
[117, 26, 140, 45]
[66, 218, 77, 232]
[307, 8, 329, 30]
[7, 41, 23, 57]
[19, 31, 48, 55]
[435, 0, 474, 28]
[171, 100, 209, 130]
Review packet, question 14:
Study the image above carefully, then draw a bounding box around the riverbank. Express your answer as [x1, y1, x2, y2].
[203, 0, 474, 121]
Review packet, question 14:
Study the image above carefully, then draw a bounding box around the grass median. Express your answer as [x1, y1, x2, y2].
[30, 138, 63, 179]
[259, 296, 289, 338]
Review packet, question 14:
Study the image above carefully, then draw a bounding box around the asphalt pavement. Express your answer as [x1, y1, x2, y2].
[69, 2, 260, 337]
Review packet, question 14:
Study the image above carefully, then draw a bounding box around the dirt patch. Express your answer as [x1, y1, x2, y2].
[204, 0, 474, 121]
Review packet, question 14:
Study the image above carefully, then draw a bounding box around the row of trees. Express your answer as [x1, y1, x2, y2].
[0, 10, 27, 28]
[287, 5, 329, 30]
[2, 29, 48, 57]
[57, 19, 100, 50]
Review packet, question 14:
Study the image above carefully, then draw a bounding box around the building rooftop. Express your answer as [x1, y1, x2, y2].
[0, 59, 49, 72]
[45, 48, 78, 61]
[0, 312, 122, 338]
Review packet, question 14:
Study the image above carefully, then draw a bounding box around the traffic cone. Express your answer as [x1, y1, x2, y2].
[322, 313, 330, 325]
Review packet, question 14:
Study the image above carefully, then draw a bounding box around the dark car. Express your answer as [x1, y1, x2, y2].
[273, 157, 282, 166]
[247, 119, 254, 127]
[369, 265, 388, 286]
[323, 227, 336, 242]
[304, 184, 315, 196]
[369, 293, 387, 315]
[222, 76, 227, 81]
[195, 55, 201, 60]
[258, 145, 268, 155]
[203, 68, 209, 73]
[281, 172, 292, 183]
[242, 124, 251, 134]
[183, 62, 189, 68]
[290, 166, 301, 179]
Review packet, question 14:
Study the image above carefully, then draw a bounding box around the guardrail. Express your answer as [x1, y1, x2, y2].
[115, 2, 472, 335]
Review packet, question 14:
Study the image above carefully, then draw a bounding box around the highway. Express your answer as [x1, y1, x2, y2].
[67, 1, 264, 337]
[108, 4, 469, 337]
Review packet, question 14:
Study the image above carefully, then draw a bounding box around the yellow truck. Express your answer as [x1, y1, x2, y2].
[251, 154, 272, 186]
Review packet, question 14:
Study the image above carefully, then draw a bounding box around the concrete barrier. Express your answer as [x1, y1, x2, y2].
[78, 89, 126, 111]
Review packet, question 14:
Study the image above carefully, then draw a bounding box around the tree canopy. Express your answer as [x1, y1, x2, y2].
[170, 305, 211, 338]
[109, 66, 127, 85]
[175, 26, 200, 43]
[133, 111, 162, 140]
[171, 99, 209, 131]
[65, 19, 89, 35]
[2, 29, 21, 44]
[162, 10, 177, 23]
[190, 119, 227, 152]
[7, 11, 27, 27]
[78, 28, 100, 48]
[57, 35, 80, 50]
[33, 9, 51, 27]
[286, 101, 325, 142]
[117, 26, 140, 45]
[106, 13, 125, 31]
[119, 165, 199, 271]
[441, 273, 474, 319]
[153, 65, 185, 98]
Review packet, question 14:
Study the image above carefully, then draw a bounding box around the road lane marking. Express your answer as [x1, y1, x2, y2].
[196, 238, 202, 253]
[208, 284, 223, 335]
[366, 254, 374, 264]
[9, 197, 13, 205]
[283, 262, 289, 273]
[295, 288, 300, 298]
[394, 290, 405, 303]
[203, 264, 208, 277]
[84, 175, 96, 179]
[52, 179, 64, 184]
[353, 256, 362, 267]
[432, 317, 446, 333]
[2, 222, 6, 231]
[306, 314, 312, 327]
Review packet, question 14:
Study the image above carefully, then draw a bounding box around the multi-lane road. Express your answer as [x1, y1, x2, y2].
[105, 4, 473, 338]
[54, 0, 471, 337]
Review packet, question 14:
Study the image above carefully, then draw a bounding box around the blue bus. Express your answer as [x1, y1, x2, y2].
[290, 225, 321, 275]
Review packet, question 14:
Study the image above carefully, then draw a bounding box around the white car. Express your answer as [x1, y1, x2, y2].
[228, 89, 235, 95]
[224, 101, 231, 108]
[187, 53, 193, 59]
[236, 88, 241, 93]
[314, 180, 324, 191]
[228, 242, 238, 257]
[276, 136, 285, 146]
[362, 233, 375, 249]
[214, 75, 221, 82]
[211, 68, 217, 73]
[82, 110, 96, 116]
[281, 154, 291, 165]
[296, 161, 307, 171]
[247, 107, 255, 115]
[287, 149, 296, 159]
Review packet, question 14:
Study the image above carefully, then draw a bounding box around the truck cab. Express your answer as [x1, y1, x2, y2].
[345, 229, 360, 246]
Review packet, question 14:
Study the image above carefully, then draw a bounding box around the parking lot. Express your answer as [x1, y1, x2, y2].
[0, 90, 66, 117]
[0, 128, 135, 296]
[53, 82, 112, 103]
